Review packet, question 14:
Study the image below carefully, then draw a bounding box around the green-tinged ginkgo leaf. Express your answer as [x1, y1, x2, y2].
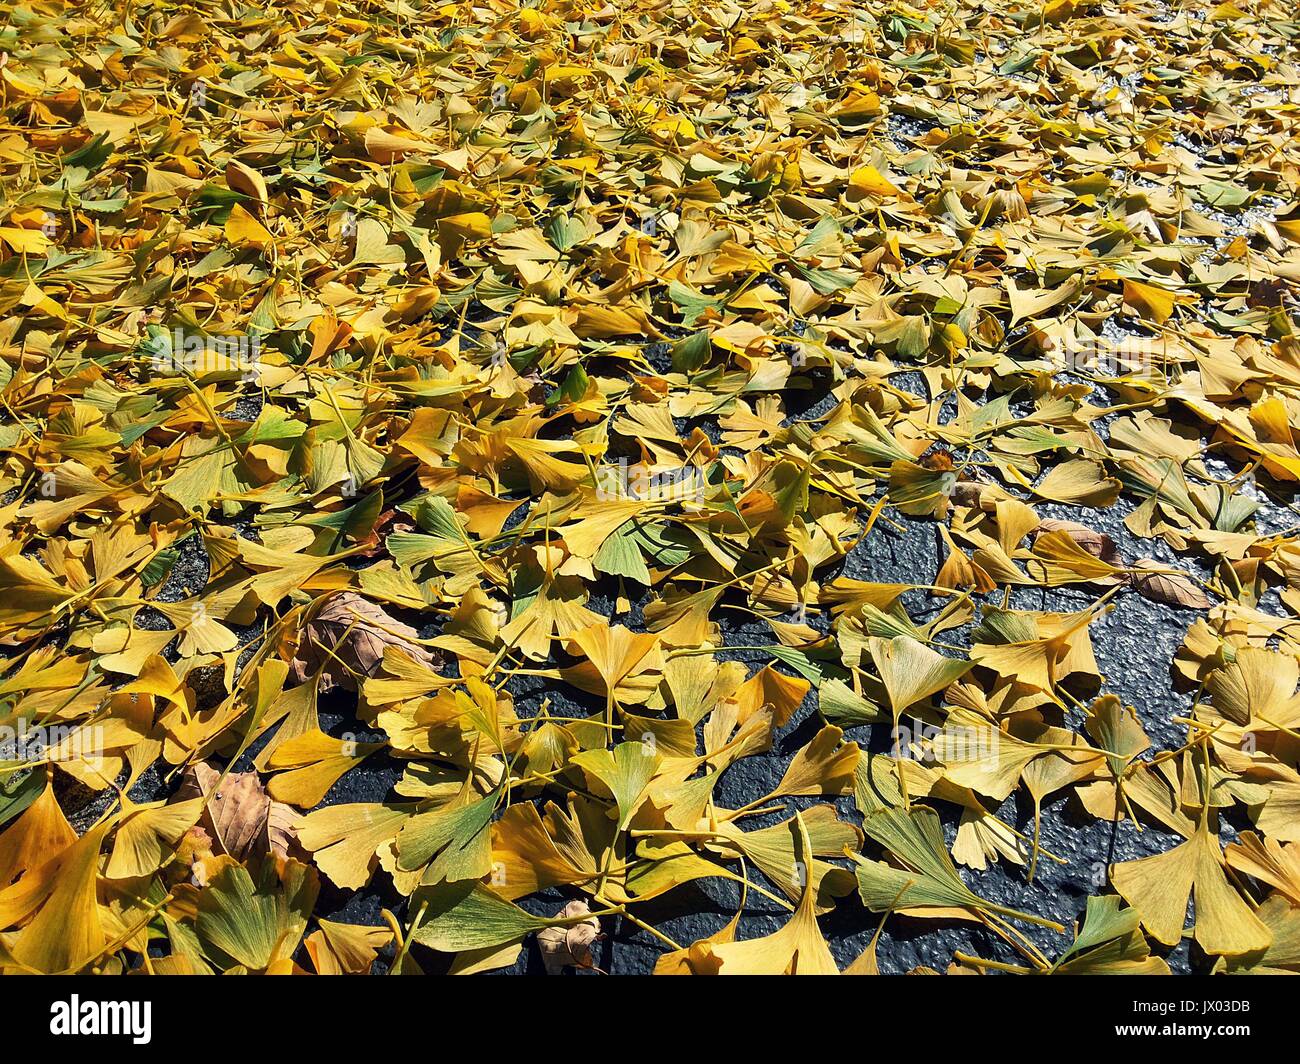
[572, 742, 662, 831]
[818, 678, 888, 726]
[712, 805, 861, 907]
[195, 859, 319, 971]
[1051, 896, 1171, 975]
[395, 792, 497, 880]
[850, 806, 1060, 929]
[410, 881, 583, 952]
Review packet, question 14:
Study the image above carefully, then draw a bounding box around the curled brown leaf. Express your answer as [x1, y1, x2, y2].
[536, 899, 601, 974]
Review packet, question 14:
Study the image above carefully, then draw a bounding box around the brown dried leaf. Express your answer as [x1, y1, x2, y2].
[536, 899, 600, 974]
[355, 509, 416, 559]
[289, 592, 440, 691]
[1130, 560, 1211, 610]
[176, 762, 302, 861]
[1033, 518, 1119, 563]
[268, 799, 306, 861]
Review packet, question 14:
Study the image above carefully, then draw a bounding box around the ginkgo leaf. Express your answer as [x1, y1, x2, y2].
[0, 555, 70, 628]
[1209, 647, 1300, 727]
[3, 821, 110, 973]
[489, 803, 590, 900]
[653, 911, 739, 975]
[501, 437, 587, 492]
[697, 812, 840, 974]
[266, 729, 383, 808]
[196, 859, 318, 971]
[847, 165, 900, 199]
[850, 806, 1059, 929]
[1033, 460, 1121, 506]
[1027, 528, 1126, 585]
[0, 780, 75, 887]
[818, 678, 888, 726]
[224, 203, 274, 249]
[305, 919, 393, 975]
[733, 664, 811, 729]
[933, 710, 1100, 805]
[106, 797, 205, 879]
[1216, 895, 1300, 975]
[410, 881, 586, 952]
[771, 725, 859, 797]
[297, 803, 409, 890]
[1111, 822, 1272, 956]
[225, 159, 268, 204]
[395, 792, 497, 881]
[572, 742, 662, 831]
[711, 805, 861, 906]
[1052, 895, 1170, 975]
[566, 624, 662, 697]
[868, 636, 970, 715]
[1084, 695, 1150, 778]
[964, 895, 1169, 975]
[1123, 279, 1181, 324]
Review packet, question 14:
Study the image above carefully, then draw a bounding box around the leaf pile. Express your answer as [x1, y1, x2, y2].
[1, 0, 1299, 973]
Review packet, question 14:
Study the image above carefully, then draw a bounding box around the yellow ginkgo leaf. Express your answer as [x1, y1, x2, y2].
[772, 724, 860, 798]
[1112, 822, 1273, 956]
[296, 803, 408, 891]
[4, 821, 110, 973]
[698, 811, 840, 974]
[305, 918, 393, 974]
[105, 797, 205, 879]
[868, 635, 970, 715]
[0, 781, 75, 888]
[566, 623, 663, 723]
[224, 202, 274, 249]
[847, 165, 899, 200]
[267, 728, 383, 808]
[0, 226, 51, 254]
[1122, 279, 1180, 324]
